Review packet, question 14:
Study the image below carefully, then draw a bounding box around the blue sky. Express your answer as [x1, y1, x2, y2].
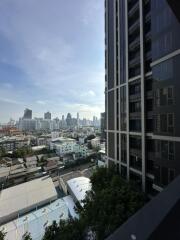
[0, 0, 104, 122]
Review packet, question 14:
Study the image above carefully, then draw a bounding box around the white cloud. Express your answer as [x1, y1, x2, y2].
[88, 90, 96, 96]
[36, 100, 46, 105]
[0, 97, 23, 105]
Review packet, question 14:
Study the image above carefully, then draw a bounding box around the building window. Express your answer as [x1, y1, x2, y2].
[167, 87, 174, 105]
[155, 113, 174, 133]
[130, 155, 142, 171]
[117, 133, 119, 161]
[129, 119, 141, 132]
[130, 136, 141, 150]
[130, 101, 141, 113]
[160, 114, 167, 132]
[167, 113, 174, 133]
[121, 134, 127, 163]
[158, 140, 175, 161]
[168, 168, 175, 183]
[161, 141, 168, 159]
[168, 141, 175, 161]
[121, 165, 127, 179]
[120, 86, 126, 131]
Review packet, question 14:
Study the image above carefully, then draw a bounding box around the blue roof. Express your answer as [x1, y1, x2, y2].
[1, 198, 71, 240]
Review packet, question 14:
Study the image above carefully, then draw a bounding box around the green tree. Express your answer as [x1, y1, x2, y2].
[0, 230, 6, 240]
[12, 146, 33, 158]
[0, 147, 6, 158]
[43, 221, 59, 240]
[43, 167, 147, 240]
[22, 232, 32, 240]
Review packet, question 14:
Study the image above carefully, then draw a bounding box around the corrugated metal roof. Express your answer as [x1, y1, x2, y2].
[67, 177, 91, 206]
[0, 198, 70, 240]
[0, 176, 57, 224]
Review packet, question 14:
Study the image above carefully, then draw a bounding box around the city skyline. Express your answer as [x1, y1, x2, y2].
[0, 0, 105, 122]
[0, 108, 101, 124]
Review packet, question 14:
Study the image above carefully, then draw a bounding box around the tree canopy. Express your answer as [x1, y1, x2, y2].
[12, 146, 33, 158]
[0, 230, 6, 240]
[43, 167, 147, 240]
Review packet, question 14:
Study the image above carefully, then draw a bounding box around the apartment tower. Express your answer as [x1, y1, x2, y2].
[105, 0, 180, 193]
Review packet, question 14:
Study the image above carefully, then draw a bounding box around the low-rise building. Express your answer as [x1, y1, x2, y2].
[0, 136, 29, 152]
[25, 156, 37, 168]
[91, 137, 101, 149]
[50, 137, 76, 156]
[50, 137, 88, 159]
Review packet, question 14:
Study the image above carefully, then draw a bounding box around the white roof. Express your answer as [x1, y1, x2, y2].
[26, 156, 37, 162]
[0, 176, 57, 224]
[32, 145, 46, 151]
[67, 177, 91, 206]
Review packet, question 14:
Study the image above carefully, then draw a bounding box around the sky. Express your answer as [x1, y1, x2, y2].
[0, 0, 105, 123]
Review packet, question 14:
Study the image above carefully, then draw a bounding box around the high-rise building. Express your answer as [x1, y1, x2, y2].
[105, 0, 180, 193]
[44, 111, 51, 120]
[23, 108, 32, 119]
[77, 112, 80, 128]
[66, 113, 72, 127]
[19, 118, 36, 131]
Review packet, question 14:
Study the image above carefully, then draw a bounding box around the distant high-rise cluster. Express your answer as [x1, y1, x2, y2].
[17, 109, 100, 132]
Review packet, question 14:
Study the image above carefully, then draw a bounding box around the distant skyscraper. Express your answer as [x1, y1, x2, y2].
[19, 118, 36, 131]
[23, 108, 32, 119]
[66, 113, 72, 127]
[77, 112, 80, 128]
[44, 111, 51, 120]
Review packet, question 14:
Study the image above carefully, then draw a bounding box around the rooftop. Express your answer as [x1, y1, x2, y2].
[67, 177, 91, 206]
[0, 176, 57, 224]
[0, 197, 71, 240]
[51, 137, 76, 144]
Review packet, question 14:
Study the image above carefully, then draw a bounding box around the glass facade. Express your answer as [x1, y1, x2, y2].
[120, 86, 126, 131]
[107, 0, 115, 89]
[105, 0, 180, 192]
[119, 0, 126, 84]
[151, 0, 180, 61]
